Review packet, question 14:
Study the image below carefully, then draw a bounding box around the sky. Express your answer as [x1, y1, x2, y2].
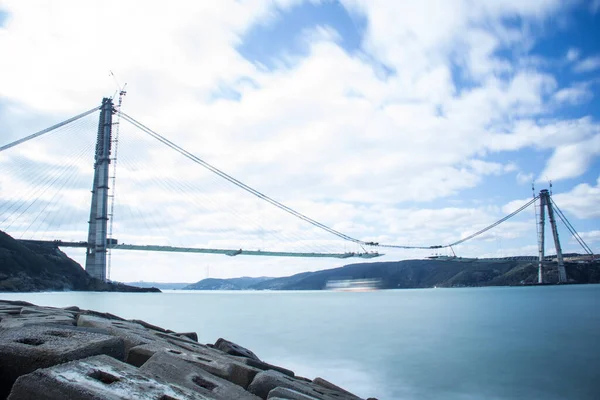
[0, 0, 599, 283]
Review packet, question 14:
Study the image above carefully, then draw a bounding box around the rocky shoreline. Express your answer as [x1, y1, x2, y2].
[0, 299, 373, 400]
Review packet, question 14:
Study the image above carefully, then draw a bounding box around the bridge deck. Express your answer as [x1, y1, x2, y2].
[18, 240, 382, 259]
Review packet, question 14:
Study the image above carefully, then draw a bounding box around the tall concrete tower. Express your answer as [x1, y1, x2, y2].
[85, 98, 113, 281]
[537, 189, 567, 284]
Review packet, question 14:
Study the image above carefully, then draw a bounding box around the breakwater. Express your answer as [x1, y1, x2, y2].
[0, 299, 373, 400]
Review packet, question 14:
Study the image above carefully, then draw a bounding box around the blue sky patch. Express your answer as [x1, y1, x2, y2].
[238, 0, 365, 69]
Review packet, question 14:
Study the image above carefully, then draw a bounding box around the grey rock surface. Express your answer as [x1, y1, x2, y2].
[267, 387, 321, 399]
[8, 354, 207, 400]
[130, 343, 261, 388]
[215, 337, 261, 361]
[0, 300, 367, 400]
[141, 350, 261, 399]
[0, 324, 125, 398]
[248, 370, 360, 400]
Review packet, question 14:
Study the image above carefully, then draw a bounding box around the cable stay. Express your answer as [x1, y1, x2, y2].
[550, 198, 594, 256]
[0, 107, 100, 153]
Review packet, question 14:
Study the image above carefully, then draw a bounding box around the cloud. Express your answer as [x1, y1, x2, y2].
[553, 84, 593, 105]
[1, 0, 598, 281]
[573, 56, 600, 73]
[565, 48, 580, 62]
[552, 177, 600, 219]
[516, 171, 535, 185]
[540, 134, 600, 181]
[578, 230, 600, 243]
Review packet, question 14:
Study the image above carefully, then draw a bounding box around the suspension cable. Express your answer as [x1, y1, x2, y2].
[119, 111, 542, 251]
[120, 112, 366, 244]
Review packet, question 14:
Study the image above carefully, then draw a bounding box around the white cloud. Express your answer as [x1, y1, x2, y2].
[552, 177, 600, 219]
[516, 171, 535, 185]
[0, 0, 598, 281]
[540, 134, 600, 181]
[573, 56, 600, 73]
[578, 230, 600, 243]
[553, 84, 593, 105]
[566, 48, 580, 62]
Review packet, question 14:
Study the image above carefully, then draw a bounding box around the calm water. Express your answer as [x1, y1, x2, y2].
[2, 285, 599, 399]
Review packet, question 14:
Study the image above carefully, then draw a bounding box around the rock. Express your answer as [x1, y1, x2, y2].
[126, 341, 196, 367]
[313, 377, 360, 398]
[235, 357, 295, 377]
[0, 313, 76, 329]
[129, 345, 261, 389]
[215, 338, 261, 361]
[130, 318, 170, 333]
[140, 350, 261, 399]
[0, 305, 23, 315]
[177, 332, 199, 342]
[7, 354, 207, 400]
[77, 314, 162, 353]
[155, 331, 201, 345]
[0, 325, 125, 398]
[267, 387, 320, 399]
[0, 300, 35, 306]
[80, 309, 127, 321]
[0, 301, 369, 399]
[248, 370, 360, 400]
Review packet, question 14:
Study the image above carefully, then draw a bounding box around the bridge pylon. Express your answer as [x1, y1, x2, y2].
[85, 98, 113, 281]
[537, 189, 567, 283]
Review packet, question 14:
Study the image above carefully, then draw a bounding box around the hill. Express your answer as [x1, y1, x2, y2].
[0, 230, 160, 292]
[184, 258, 600, 291]
[183, 277, 272, 290]
[123, 282, 192, 290]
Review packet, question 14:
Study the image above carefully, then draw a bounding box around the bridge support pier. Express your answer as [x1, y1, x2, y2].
[537, 189, 567, 283]
[85, 98, 113, 281]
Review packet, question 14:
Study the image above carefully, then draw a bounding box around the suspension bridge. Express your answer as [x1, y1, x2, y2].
[0, 98, 595, 284]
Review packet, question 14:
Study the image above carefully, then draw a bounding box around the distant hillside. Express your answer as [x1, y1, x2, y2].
[0, 230, 160, 292]
[124, 282, 192, 290]
[183, 276, 272, 290]
[183, 258, 600, 291]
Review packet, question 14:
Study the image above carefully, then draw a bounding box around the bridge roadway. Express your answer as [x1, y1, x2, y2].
[18, 240, 382, 259]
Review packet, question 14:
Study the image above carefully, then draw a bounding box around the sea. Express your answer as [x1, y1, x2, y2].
[2, 284, 599, 400]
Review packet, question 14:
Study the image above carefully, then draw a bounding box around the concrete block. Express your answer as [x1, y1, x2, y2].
[215, 338, 261, 361]
[0, 314, 76, 329]
[130, 318, 170, 333]
[0, 305, 23, 315]
[176, 332, 199, 342]
[140, 350, 261, 399]
[129, 345, 261, 389]
[80, 309, 127, 321]
[7, 354, 208, 400]
[126, 340, 193, 367]
[0, 300, 34, 306]
[0, 325, 125, 398]
[313, 378, 360, 398]
[78, 314, 161, 353]
[155, 331, 201, 346]
[235, 357, 295, 377]
[248, 370, 358, 400]
[20, 306, 74, 316]
[267, 387, 320, 400]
